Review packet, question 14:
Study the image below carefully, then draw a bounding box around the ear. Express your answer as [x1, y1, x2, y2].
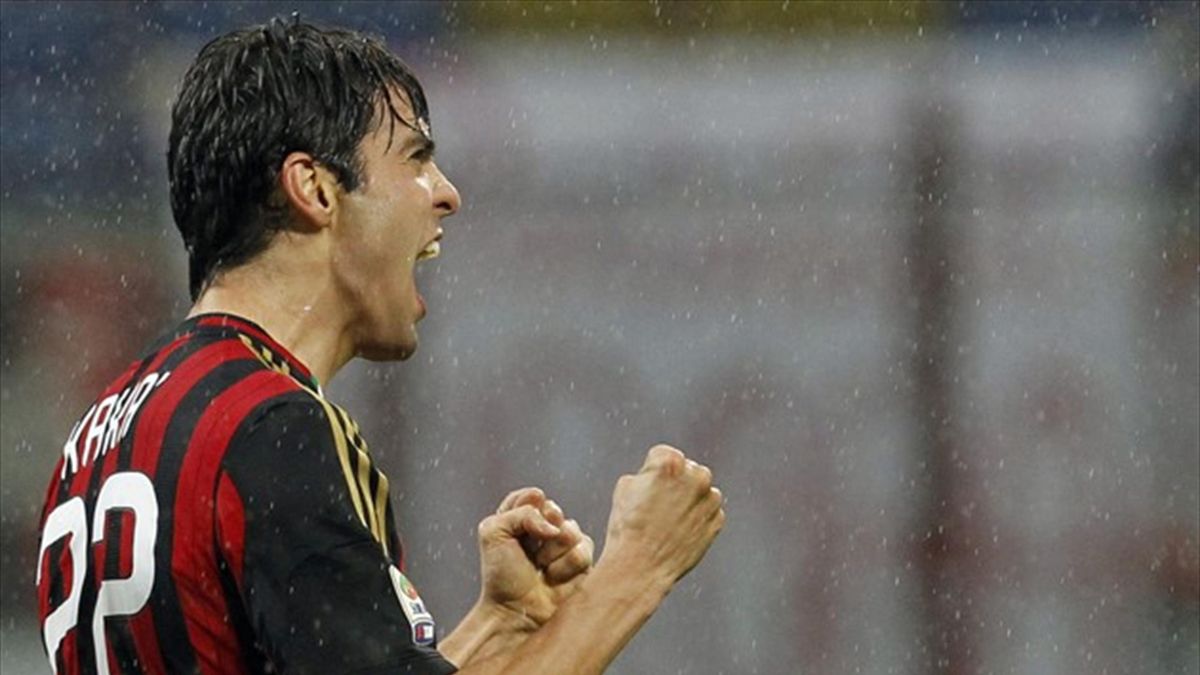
[278, 152, 340, 230]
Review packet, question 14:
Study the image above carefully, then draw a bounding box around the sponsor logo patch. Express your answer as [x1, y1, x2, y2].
[389, 565, 436, 646]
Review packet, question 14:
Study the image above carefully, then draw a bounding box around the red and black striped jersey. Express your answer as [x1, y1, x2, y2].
[36, 313, 457, 675]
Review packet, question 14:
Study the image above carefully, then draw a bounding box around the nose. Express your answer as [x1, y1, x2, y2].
[432, 164, 461, 217]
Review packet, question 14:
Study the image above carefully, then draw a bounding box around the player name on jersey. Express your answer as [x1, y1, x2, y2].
[59, 370, 171, 480]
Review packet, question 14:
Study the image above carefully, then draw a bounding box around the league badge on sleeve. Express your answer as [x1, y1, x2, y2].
[389, 565, 436, 647]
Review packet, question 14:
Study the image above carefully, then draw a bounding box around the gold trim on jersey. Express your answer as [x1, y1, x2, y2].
[317, 398, 391, 557]
[236, 334, 392, 557]
[238, 335, 292, 379]
[334, 406, 387, 553]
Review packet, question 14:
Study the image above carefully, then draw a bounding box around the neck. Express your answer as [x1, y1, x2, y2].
[188, 259, 355, 385]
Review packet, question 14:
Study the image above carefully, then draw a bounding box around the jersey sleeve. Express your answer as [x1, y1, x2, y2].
[217, 394, 457, 674]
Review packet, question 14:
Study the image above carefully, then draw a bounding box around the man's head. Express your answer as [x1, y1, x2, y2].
[169, 18, 459, 359]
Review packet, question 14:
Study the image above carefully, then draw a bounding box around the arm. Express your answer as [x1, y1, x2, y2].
[456, 554, 670, 675]
[438, 598, 537, 666]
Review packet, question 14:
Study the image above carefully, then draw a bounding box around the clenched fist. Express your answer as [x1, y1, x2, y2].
[476, 487, 595, 626]
[602, 445, 725, 589]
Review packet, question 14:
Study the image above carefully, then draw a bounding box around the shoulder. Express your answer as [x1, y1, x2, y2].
[138, 327, 323, 473]
[220, 392, 362, 482]
[227, 392, 336, 453]
[219, 393, 377, 542]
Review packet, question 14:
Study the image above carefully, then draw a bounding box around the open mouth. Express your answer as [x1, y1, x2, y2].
[416, 232, 442, 262]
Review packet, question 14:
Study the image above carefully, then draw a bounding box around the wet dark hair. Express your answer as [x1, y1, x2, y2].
[168, 18, 429, 299]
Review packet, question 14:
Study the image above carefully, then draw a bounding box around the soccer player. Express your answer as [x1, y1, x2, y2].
[36, 19, 724, 674]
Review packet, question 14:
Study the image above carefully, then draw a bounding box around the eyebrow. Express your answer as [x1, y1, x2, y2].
[398, 133, 436, 159]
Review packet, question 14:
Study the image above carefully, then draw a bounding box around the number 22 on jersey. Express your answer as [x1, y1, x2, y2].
[38, 472, 158, 675]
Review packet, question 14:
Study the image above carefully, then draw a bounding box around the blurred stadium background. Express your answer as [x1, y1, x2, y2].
[2, 2, 1197, 673]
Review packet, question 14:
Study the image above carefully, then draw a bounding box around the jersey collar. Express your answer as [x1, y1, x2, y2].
[180, 313, 321, 392]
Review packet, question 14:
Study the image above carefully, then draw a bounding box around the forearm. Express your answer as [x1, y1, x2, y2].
[439, 599, 538, 666]
[453, 556, 670, 675]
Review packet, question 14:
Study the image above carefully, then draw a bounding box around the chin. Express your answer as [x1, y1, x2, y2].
[360, 341, 417, 363]
[358, 327, 419, 362]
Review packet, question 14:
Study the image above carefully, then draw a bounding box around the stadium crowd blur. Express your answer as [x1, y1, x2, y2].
[2, 2, 1197, 673]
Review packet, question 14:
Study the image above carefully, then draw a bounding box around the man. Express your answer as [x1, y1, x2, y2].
[36, 19, 724, 674]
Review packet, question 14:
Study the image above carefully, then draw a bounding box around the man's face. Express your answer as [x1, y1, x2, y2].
[331, 96, 460, 361]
